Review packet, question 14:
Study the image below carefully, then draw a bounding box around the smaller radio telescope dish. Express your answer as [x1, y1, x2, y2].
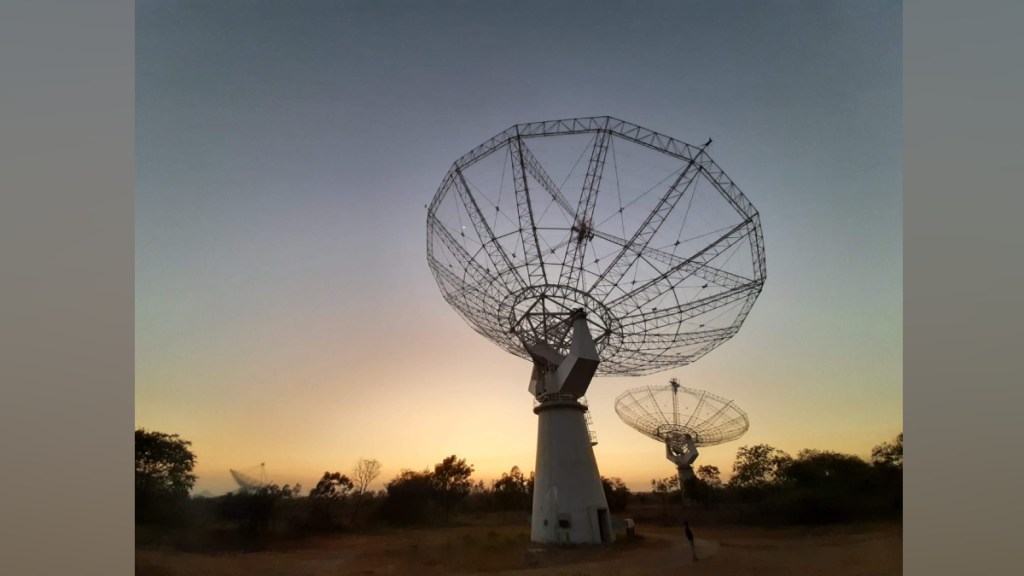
[229, 462, 269, 493]
[615, 379, 748, 485]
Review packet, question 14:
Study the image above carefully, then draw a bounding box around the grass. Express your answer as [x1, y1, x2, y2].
[136, 506, 902, 576]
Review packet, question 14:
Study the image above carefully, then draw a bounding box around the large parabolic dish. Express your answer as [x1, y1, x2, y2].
[426, 117, 766, 376]
[426, 117, 766, 545]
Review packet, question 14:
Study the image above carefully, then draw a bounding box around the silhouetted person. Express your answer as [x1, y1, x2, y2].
[684, 520, 698, 561]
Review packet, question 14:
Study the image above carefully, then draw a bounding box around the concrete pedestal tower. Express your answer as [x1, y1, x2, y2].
[527, 311, 613, 544]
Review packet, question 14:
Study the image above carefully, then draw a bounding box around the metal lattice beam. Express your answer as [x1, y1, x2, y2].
[509, 133, 548, 286]
[561, 125, 611, 291]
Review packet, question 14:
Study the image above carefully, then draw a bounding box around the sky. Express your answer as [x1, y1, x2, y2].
[136, 0, 902, 495]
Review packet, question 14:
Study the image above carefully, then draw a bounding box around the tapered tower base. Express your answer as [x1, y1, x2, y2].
[531, 398, 614, 544]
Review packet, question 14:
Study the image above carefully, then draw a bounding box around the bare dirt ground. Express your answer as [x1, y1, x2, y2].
[136, 521, 901, 576]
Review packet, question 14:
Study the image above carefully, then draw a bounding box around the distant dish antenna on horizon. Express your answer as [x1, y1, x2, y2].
[615, 379, 749, 487]
[229, 462, 268, 493]
[426, 116, 766, 545]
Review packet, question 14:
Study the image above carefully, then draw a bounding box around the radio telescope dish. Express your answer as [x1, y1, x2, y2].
[427, 116, 766, 377]
[229, 463, 268, 493]
[615, 379, 748, 484]
[426, 116, 766, 544]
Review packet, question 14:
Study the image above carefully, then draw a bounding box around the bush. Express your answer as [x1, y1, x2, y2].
[378, 469, 437, 526]
[601, 477, 631, 512]
[217, 484, 297, 548]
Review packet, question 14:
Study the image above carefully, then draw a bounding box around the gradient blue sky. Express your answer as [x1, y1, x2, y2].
[136, 0, 901, 495]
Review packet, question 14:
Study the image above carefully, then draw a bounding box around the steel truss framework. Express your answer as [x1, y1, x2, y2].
[614, 383, 749, 448]
[427, 116, 767, 376]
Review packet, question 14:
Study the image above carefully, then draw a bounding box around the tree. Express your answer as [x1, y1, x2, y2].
[728, 444, 792, 489]
[309, 472, 354, 528]
[780, 450, 875, 524]
[696, 465, 723, 489]
[871, 432, 903, 469]
[651, 475, 679, 517]
[783, 450, 873, 490]
[601, 476, 631, 512]
[651, 475, 680, 493]
[492, 465, 530, 511]
[219, 483, 293, 541]
[310, 472, 354, 500]
[349, 458, 382, 525]
[353, 458, 382, 495]
[870, 433, 903, 513]
[136, 428, 197, 498]
[684, 466, 724, 508]
[470, 479, 488, 495]
[431, 454, 474, 522]
[135, 428, 197, 523]
[380, 469, 435, 525]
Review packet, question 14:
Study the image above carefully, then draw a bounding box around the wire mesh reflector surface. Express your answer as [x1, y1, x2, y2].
[615, 384, 749, 447]
[426, 117, 766, 376]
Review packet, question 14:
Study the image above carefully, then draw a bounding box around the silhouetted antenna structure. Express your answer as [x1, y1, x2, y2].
[615, 379, 749, 449]
[616, 377, 748, 491]
[426, 116, 766, 377]
[229, 462, 268, 492]
[426, 116, 766, 544]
